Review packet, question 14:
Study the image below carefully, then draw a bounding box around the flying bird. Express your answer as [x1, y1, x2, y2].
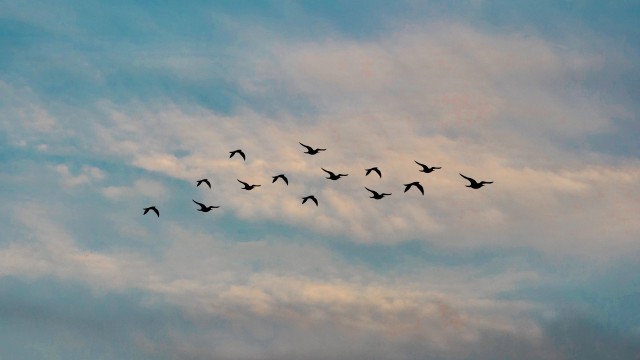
[196, 179, 211, 188]
[403, 181, 424, 195]
[365, 187, 391, 199]
[237, 179, 261, 190]
[272, 174, 289, 185]
[299, 142, 326, 155]
[143, 206, 159, 217]
[302, 195, 318, 206]
[415, 161, 441, 173]
[459, 173, 493, 189]
[192, 199, 219, 212]
[229, 149, 246, 161]
[365, 167, 382, 178]
[321, 168, 348, 180]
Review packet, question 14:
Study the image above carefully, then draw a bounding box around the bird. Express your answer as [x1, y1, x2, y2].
[192, 199, 219, 212]
[321, 168, 348, 180]
[237, 179, 261, 190]
[299, 142, 326, 155]
[229, 149, 246, 161]
[272, 174, 289, 185]
[415, 161, 441, 173]
[365, 167, 382, 178]
[365, 187, 391, 199]
[302, 195, 318, 206]
[403, 181, 424, 195]
[459, 173, 493, 189]
[196, 179, 211, 188]
[143, 206, 159, 217]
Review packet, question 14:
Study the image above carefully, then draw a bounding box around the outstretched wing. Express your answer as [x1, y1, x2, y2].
[282, 175, 289, 185]
[237, 179, 249, 186]
[459, 173, 477, 185]
[151, 207, 159, 217]
[415, 183, 425, 195]
[238, 150, 246, 160]
[192, 199, 206, 210]
[311, 196, 318, 206]
[299, 142, 312, 151]
[365, 187, 377, 196]
[373, 168, 381, 178]
[321, 168, 334, 176]
[415, 160, 427, 168]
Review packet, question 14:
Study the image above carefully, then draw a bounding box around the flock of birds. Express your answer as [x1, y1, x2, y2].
[142, 142, 493, 217]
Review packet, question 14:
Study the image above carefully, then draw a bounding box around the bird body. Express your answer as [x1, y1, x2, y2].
[415, 161, 441, 173]
[229, 149, 246, 161]
[321, 168, 348, 180]
[192, 200, 219, 212]
[302, 195, 318, 206]
[143, 206, 159, 217]
[365, 187, 391, 199]
[299, 142, 326, 155]
[272, 174, 289, 185]
[196, 179, 211, 188]
[238, 179, 261, 190]
[459, 173, 493, 189]
[403, 181, 424, 195]
[365, 167, 382, 178]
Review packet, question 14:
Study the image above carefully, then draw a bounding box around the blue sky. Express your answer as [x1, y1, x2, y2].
[1, 1, 640, 359]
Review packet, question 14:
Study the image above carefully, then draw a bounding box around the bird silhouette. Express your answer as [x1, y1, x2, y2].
[365, 187, 391, 199]
[459, 173, 493, 189]
[143, 206, 159, 217]
[365, 167, 382, 178]
[229, 149, 246, 161]
[302, 195, 318, 206]
[192, 199, 219, 212]
[237, 179, 261, 190]
[322, 168, 348, 180]
[272, 174, 289, 185]
[196, 179, 211, 188]
[299, 142, 326, 155]
[415, 161, 441, 173]
[403, 181, 424, 195]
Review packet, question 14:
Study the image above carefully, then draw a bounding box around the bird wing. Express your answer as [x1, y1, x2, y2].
[415, 160, 426, 168]
[373, 168, 381, 177]
[271, 176, 277, 183]
[365, 168, 372, 175]
[204, 179, 211, 188]
[192, 199, 206, 209]
[152, 207, 159, 217]
[459, 173, 477, 185]
[321, 168, 334, 176]
[365, 187, 377, 195]
[237, 179, 248, 186]
[481, 181, 493, 185]
[311, 197, 318, 206]
[239, 150, 246, 160]
[299, 142, 312, 151]
[283, 175, 289, 185]
[415, 183, 425, 195]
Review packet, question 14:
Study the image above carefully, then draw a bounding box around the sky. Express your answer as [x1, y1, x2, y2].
[1, 0, 640, 359]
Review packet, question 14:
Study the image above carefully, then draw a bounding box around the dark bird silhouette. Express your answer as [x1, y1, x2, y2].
[302, 195, 318, 206]
[365, 187, 391, 199]
[196, 179, 211, 188]
[365, 167, 382, 178]
[229, 149, 246, 161]
[403, 181, 424, 195]
[272, 174, 289, 185]
[143, 206, 159, 217]
[192, 199, 219, 212]
[415, 161, 441, 173]
[299, 142, 326, 155]
[321, 168, 348, 180]
[460, 173, 493, 189]
[237, 179, 261, 190]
